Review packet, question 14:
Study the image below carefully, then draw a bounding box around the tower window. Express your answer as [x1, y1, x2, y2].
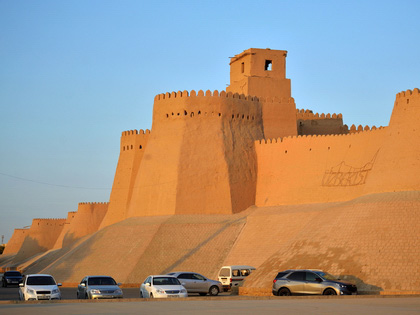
[241, 62, 244, 73]
[265, 60, 272, 71]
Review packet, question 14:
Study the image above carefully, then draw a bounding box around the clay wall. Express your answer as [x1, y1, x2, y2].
[261, 97, 297, 139]
[53, 211, 77, 249]
[126, 90, 264, 217]
[12, 218, 66, 263]
[296, 109, 347, 135]
[99, 130, 150, 228]
[58, 202, 108, 248]
[255, 127, 388, 206]
[3, 228, 29, 255]
[256, 89, 420, 206]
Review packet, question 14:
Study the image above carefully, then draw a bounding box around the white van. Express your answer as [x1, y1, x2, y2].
[218, 265, 256, 291]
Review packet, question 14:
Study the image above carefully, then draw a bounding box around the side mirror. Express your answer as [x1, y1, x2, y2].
[80, 283, 86, 287]
[146, 283, 151, 287]
[57, 283, 62, 287]
[181, 282, 186, 286]
[19, 283, 24, 287]
[117, 283, 122, 286]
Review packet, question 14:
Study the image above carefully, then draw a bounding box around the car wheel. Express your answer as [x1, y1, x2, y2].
[150, 293, 154, 298]
[323, 288, 337, 295]
[85, 293, 89, 299]
[278, 288, 291, 296]
[209, 286, 219, 296]
[140, 291, 143, 298]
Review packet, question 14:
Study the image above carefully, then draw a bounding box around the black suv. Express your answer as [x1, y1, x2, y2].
[272, 269, 357, 296]
[1, 271, 23, 287]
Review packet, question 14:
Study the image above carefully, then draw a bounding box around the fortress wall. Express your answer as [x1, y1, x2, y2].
[261, 97, 297, 139]
[127, 90, 264, 217]
[240, 191, 420, 294]
[99, 129, 150, 228]
[363, 89, 420, 194]
[255, 127, 387, 206]
[12, 218, 66, 263]
[59, 202, 108, 248]
[53, 211, 77, 249]
[3, 228, 29, 255]
[296, 109, 347, 135]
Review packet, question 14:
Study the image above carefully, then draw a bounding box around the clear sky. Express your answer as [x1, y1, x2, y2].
[1, 0, 419, 243]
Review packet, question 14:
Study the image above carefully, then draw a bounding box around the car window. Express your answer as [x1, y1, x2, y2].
[192, 274, 205, 281]
[232, 269, 240, 277]
[241, 269, 250, 277]
[275, 272, 288, 279]
[153, 277, 181, 286]
[178, 273, 192, 279]
[219, 268, 230, 277]
[88, 277, 116, 286]
[5, 271, 21, 277]
[287, 272, 305, 281]
[305, 272, 319, 281]
[26, 276, 56, 286]
[145, 277, 151, 284]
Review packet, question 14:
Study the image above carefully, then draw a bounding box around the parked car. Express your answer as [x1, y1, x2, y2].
[1, 270, 23, 287]
[167, 271, 222, 296]
[18, 274, 61, 300]
[218, 265, 255, 291]
[272, 269, 357, 296]
[77, 276, 123, 299]
[140, 275, 188, 298]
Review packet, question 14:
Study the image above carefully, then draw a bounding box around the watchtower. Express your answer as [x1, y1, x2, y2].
[227, 48, 291, 99]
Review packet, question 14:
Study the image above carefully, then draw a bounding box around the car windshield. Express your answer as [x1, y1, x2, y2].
[315, 271, 338, 281]
[88, 277, 117, 286]
[26, 276, 56, 286]
[5, 271, 21, 277]
[153, 277, 180, 286]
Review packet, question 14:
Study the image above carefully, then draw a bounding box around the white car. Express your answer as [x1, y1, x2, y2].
[140, 275, 188, 298]
[19, 274, 62, 301]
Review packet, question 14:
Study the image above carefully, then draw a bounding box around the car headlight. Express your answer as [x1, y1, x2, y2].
[27, 288, 35, 295]
[90, 289, 101, 294]
[115, 289, 122, 294]
[180, 289, 187, 293]
[338, 284, 347, 288]
[52, 289, 60, 294]
[155, 289, 165, 294]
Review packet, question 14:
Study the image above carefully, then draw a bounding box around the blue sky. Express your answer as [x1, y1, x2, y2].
[1, 0, 419, 243]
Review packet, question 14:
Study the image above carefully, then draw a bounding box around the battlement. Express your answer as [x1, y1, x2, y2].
[78, 202, 109, 206]
[256, 125, 387, 145]
[121, 129, 151, 137]
[154, 89, 259, 102]
[395, 88, 420, 99]
[296, 109, 343, 120]
[348, 124, 383, 133]
[31, 218, 66, 227]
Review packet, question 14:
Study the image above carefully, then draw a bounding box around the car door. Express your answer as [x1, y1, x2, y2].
[304, 272, 324, 294]
[144, 277, 152, 297]
[285, 271, 305, 294]
[177, 273, 194, 292]
[192, 274, 208, 292]
[77, 278, 87, 298]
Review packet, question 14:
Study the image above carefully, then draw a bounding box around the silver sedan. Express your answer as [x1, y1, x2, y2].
[167, 272, 222, 296]
[77, 276, 123, 299]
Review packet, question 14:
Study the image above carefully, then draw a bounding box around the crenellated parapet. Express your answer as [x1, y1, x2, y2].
[296, 108, 343, 120]
[256, 124, 387, 146]
[390, 88, 420, 129]
[121, 129, 151, 152]
[152, 90, 262, 126]
[347, 124, 384, 134]
[78, 202, 109, 205]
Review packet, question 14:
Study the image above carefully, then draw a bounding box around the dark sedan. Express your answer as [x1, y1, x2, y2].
[1, 271, 23, 287]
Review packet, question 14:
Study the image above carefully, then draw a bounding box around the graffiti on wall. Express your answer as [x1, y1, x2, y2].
[322, 150, 379, 187]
